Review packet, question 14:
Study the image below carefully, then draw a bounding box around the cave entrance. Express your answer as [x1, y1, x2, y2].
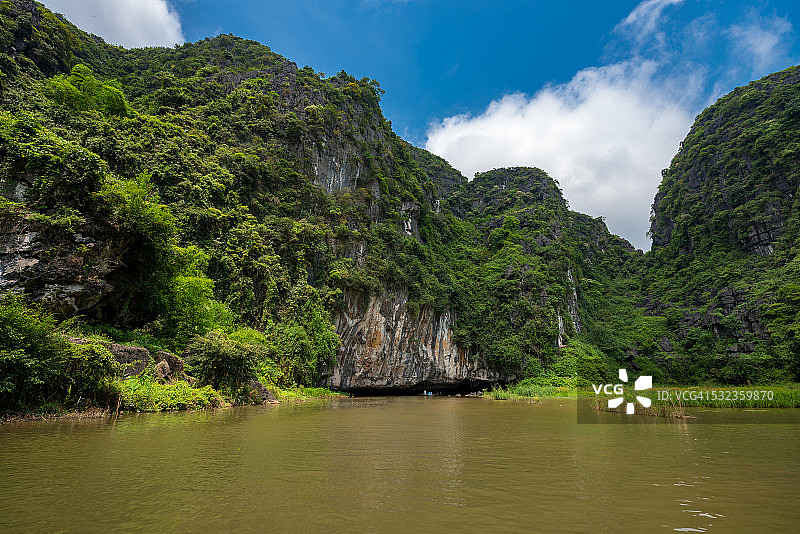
[343, 381, 497, 397]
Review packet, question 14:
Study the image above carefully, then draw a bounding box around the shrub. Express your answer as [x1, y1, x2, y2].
[60, 341, 119, 404]
[555, 340, 609, 386]
[47, 64, 130, 117]
[718, 349, 777, 385]
[0, 296, 119, 411]
[163, 245, 235, 346]
[99, 172, 177, 247]
[227, 328, 285, 385]
[118, 375, 221, 411]
[185, 331, 256, 392]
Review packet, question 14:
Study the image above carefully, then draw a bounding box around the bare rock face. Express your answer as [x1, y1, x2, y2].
[311, 142, 365, 194]
[0, 214, 121, 318]
[154, 359, 171, 381]
[107, 343, 151, 376]
[326, 291, 503, 392]
[152, 351, 194, 384]
[248, 379, 278, 403]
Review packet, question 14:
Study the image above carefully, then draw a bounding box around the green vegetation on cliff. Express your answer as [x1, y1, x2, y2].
[638, 66, 800, 384]
[1, 1, 799, 414]
[0, 295, 118, 412]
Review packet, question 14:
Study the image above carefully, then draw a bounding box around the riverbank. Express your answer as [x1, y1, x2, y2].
[485, 384, 577, 399]
[484, 375, 579, 400]
[0, 406, 113, 424]
[1, 381, 345, 423]
[629, 385, 800, 417]
[486, 381, 800, 412]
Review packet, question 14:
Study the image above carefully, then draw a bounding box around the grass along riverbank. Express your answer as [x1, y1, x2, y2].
[632, 386, 800, 416]
[116, 376, 344, 413]
[588, 385, 800, 412]
[2, 378, 344, 422]
[484, 376, 579, 400]
[486, 379, 800, 410]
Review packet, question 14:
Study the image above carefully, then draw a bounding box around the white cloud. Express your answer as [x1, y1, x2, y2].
[424, 0, 796, 251]
[727, 12, 793, 73]
[42, 0, 185, 48]
[424, 0, 701, 250]
[425, 60, 693, 250]
[615, 0, 683, 42]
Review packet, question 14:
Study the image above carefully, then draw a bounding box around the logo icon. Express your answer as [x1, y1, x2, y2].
[591, 369, 653, 415]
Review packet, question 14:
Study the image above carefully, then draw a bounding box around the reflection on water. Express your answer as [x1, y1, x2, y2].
[1, 397, 799, 533]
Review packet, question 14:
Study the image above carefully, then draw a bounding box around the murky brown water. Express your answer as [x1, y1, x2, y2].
[1, 397, 799, 533]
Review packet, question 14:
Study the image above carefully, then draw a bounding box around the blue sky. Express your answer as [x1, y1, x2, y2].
[41, 1, 800, 249]
[173, 0, 644, 143]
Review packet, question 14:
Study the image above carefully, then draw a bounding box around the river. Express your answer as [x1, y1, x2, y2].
[1, 397, 799, 533]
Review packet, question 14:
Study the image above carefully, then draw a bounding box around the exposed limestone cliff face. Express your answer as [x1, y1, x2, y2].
[0, 213, 122, 318]
[309, 118, 386, 195]
[565, 267, 581, 334]
[556, 270, 581, 348]
[311, 142, 365, 194]
[326, 291, 503, 391]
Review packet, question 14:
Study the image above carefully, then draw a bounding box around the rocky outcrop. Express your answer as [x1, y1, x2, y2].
[108, 343, 152, 376]
[67, 338, 196, 382]
[677, 286, 766, 341]
[247, 379, 278, 403]
[0, 211, 123, 318]
[565, 267, 581, 334]
[744, 215, 783, 257]
[312, 143, 365, 194]
[152, 351, 194, 384]
[326, 290, 504, 392]
[399, 201, 420, 238]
